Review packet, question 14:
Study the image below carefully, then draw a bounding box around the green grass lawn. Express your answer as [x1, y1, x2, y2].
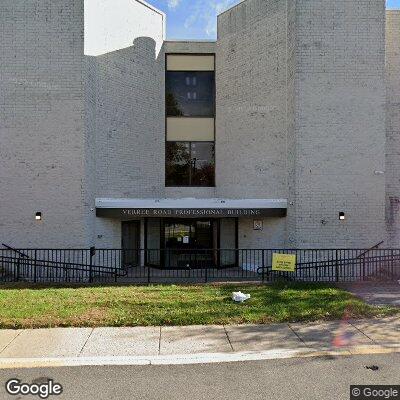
[0, 283, 397, 329]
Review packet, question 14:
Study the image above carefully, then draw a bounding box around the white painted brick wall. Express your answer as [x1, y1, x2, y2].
[292, 0, 387, 248]
[85, 2, 165, 248]
[217, 0, 387, 249]
[84, 0, 165, 56]
[0, 0, 89, 248]
[216, 0, 291, 248]
[0, 0, 396, 251]
[216, 0, 289, 200]
[386, 11, 400, 247]
[91, 40, 164, 200]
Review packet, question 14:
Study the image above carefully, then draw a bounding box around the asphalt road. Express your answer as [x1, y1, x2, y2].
[0, 354, 399, 400]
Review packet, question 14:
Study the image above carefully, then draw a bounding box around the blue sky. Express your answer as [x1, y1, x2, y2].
[147, 0, 400, 40]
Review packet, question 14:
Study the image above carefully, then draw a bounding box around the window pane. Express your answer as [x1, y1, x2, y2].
[166, 71, 215, 117]
[165, 142, 190, 186]
[165, 221, 193, 248]
[191, 142, 215, 186]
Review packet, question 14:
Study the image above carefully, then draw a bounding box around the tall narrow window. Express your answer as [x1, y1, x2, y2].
[165, 54, 215, 187]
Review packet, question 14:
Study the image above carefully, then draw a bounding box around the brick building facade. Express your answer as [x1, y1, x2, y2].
[1, 0, 399, 258]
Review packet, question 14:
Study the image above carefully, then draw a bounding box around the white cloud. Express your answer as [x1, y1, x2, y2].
[168, 0, 181, 9]
[184, 0, 243, 37]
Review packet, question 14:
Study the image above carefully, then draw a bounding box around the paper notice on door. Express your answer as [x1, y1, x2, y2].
[183, 236, 190, 244]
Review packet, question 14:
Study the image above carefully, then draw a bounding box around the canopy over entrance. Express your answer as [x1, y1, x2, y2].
[95, 198, 287, 218]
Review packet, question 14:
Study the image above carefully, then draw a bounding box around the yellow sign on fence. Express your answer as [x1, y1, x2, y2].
[272, 253, 297, 272]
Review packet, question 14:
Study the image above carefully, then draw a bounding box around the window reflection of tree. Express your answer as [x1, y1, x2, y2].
[191, 143, 214, 186]
[166, 142, 215, 186]
[192, 162, 215, 186]
[166, 93, 183, 116]
[166, 142, 190, 164]
[166, 142, 191, 185]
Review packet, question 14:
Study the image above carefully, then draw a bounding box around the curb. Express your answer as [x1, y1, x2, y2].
[0, 347, 398, 369]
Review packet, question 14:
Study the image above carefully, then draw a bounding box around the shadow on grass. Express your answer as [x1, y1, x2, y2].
[0, 281, 334, 291]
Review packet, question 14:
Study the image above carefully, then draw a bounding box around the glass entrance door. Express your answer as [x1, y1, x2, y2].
[164, 219, 213, 268]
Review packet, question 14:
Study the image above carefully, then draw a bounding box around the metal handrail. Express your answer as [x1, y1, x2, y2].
[256, 246, 394, 276]
[293, 252, 397, 268]
[287, 255, 400, 270]
[2, 243, 30, 258]
[0, 255, 126, 277]
[292, 242, 386, 270]
[355, 241, 385, 259]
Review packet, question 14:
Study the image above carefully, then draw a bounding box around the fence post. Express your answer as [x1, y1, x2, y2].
[16, 256, 20, 282]
[261, 250, 265, 283]
[362, 256, 366, 281]
[89, 246, 95, 283]
[205, 266, 208, 283]
[89, 256, 93, 283]
[391, 249, 394, 279]
[89, 247, 95, 284]
[335, 250, 339, 282]
[34, 250, 37, 283]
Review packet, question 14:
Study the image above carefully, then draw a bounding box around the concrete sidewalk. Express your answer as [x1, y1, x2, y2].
[0, 316, 398, 367]
[339, 282, 400, 307]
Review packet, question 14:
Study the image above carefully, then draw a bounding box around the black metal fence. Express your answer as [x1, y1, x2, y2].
[1, 247, 400, 284]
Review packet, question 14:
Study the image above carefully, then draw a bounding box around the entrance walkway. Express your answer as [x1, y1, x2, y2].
[339, 283, 400, 307]
[0, 317, 398, 368]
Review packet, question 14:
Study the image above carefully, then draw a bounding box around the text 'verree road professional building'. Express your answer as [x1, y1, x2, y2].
[1, 0, 400, 268]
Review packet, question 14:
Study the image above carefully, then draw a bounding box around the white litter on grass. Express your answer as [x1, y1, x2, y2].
[232, 291, 251, 303]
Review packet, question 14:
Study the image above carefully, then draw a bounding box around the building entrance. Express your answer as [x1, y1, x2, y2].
[164, 219, 213, 249]
[144, 217, 238, 269]
[164, 219, 214, 268]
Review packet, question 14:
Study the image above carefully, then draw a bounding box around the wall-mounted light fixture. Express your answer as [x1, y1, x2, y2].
[35, 212, 42, 221]
[339, 212, 346, 221]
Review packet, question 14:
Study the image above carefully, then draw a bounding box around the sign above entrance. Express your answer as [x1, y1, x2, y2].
[96, 208, 286, 218]
[95, 198, 288, 219]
